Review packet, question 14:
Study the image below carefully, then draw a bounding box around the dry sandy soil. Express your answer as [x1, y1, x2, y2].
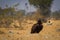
[0, 20, 60, 40]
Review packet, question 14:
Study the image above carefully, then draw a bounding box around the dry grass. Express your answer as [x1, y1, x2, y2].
[0, 19, 60, 40]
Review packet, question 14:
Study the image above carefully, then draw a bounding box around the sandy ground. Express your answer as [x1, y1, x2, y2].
[0, 20, 60, 40]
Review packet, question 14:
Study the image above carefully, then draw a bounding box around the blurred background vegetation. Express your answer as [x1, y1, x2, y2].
[0, 0, 60, 28]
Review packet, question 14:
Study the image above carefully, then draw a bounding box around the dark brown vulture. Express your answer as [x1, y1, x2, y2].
[31, 19, 43, 34]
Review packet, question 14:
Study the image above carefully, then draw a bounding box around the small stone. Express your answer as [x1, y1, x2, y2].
[56, 29, 60, 32]
[17, 32, 19, 34]
[9, 31, 14, 34]
[17, 38, 19, 40]
[8, 35, 10, 37]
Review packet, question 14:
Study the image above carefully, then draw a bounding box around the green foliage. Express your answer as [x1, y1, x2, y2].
[29, 0, 53, 17]
[29, 0, 53, 7]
